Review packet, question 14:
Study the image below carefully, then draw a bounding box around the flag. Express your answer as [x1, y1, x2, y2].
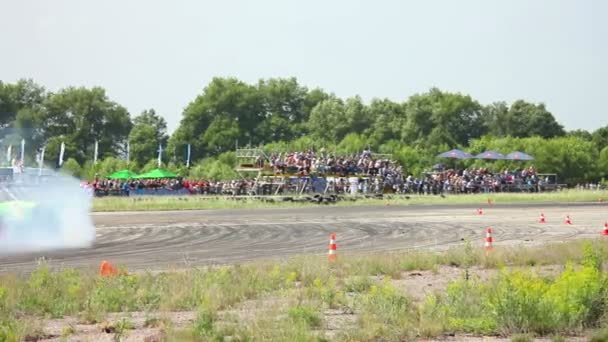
[39, 146, 46, 176]
[187, 144, 191, 167]
[59, 141, 65, 166]
[157, 144, 163, 167]
[94, 140, 99, 164]
[20, 139, 25, 163]
[6, 145, 11, 163]
[126, 141, 130, 164]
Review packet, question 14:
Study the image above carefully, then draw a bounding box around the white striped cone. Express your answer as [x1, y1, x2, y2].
[328, 233, 337, 261]
[485, 227, 493, 253]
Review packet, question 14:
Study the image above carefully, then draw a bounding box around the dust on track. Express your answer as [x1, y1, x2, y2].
[1, 203, 607, 274]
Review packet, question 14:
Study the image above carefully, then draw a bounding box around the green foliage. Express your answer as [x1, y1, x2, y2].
[511, 333, 534, 342]
[2, 78, 606, 184]
[590, 328, 608, 342]
[193, 306, 216, 338]
[61, 158, 81, 177]
[425, 262, 608, 336]
[16, 265, 88, 318]
[350, 280, 415, 341]
[287, 305, 322, 328]
[0, 317, 22, 342]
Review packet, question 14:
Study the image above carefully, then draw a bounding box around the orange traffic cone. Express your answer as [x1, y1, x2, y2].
[602, 223, 608, 236]
[485, 227, 493, 254]
[487, 198, 493, 206]
[565, 215, 572, 225]
[99, 260, 118, 277]
[328, 233, 337, 262]
[539, 213, 546, 223]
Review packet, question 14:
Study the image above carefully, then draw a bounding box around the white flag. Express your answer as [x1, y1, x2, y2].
[6, 145, 11, 163]
[20, 139, 25, 163]
[94, 140, 99, 164]
[157, 144, 163, 167]
[39, 146, 46, 176]
[187, 144, 191, 167]
[126, 141, 130, 164]
[59, 141, 65, 166]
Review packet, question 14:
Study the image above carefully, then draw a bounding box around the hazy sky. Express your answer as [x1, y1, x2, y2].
[1, 0, 606, 133]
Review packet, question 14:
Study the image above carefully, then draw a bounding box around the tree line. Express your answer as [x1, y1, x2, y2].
[1, 78, 607, 184]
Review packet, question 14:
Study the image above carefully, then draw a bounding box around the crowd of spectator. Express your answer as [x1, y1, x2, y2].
[86, 164, 568, 197]
[264, 149, 404, 178]
[402, 166, 556, 195]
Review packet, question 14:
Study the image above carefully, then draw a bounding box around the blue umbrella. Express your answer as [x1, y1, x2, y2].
[505, 151, 534, 161]
[474, 150, 505, 160]
[437, 149, 473, 159]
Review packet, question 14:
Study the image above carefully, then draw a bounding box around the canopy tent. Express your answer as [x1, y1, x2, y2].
[106, 170, 138, 179]
[474, 150, 505, 160]
[436, 149, 473, 159]
[505, 151, 534, 161]
[134, 168, 178, 179]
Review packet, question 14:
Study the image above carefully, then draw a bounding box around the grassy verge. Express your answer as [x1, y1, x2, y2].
[3, 239, 608, 340]
[92, 189, 608, 212]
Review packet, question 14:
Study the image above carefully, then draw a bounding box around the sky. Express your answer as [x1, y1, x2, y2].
[1, 0, 606, 134]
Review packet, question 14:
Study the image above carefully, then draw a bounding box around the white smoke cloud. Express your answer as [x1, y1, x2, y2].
[0, 168, 96, 255]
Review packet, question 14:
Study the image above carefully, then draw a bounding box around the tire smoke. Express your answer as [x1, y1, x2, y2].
[0, 170, 95, 255]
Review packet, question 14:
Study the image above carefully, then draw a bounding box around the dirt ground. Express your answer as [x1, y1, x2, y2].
[5, 203, 608, 340]
[29, 265, 590, 342]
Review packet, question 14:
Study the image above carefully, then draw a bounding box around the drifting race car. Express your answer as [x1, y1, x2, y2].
[0, 199, 94, 253]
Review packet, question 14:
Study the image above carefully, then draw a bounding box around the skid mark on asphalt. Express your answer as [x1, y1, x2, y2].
[2, 204, 608, 273]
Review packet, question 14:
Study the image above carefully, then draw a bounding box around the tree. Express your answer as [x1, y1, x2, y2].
[255, 77, 309, 142]
[403, 88, 484, 147]
[128, 109, 169, 165]
[169, 77, 264, 161]
[365, 98, 406, 148]
[592, 126, 608, 150]
[0, 79, 46, 131]
[41, 86, 132, 164]
[485, 100, 565, 139]
[307, 96, 345, 143]
[133, 109, 168, 146]
[129, 124, 161, 166]
[567, 129, 593, 141]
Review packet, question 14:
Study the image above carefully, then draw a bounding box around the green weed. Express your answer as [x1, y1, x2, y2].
[288, 305, 322, 328]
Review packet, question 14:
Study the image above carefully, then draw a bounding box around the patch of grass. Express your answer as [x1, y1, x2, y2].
[288, 305, 323, 328]
[92, 190, 608, 212]
[0, 317, 24, 342]
[4, 238, 608, 340]
[590, 328, 608, 342]
[348, 280, 416, 341]
[15, 266, 91, 318]
[344, 276, 373, 293]
[511, 333, 534, 342]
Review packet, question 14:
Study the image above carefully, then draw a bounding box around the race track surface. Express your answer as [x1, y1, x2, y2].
[1, 203, 607, 274]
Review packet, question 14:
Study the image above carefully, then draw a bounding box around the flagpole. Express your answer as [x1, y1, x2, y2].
[59, 141, 65, 167]
[187, 144, 191, 168]
[39, 146, 46, 176]
[158, 144, 162, 168]
[20, 139, 25, 164]
[126, 141, 130, 166]
[94, 140, 98, 164]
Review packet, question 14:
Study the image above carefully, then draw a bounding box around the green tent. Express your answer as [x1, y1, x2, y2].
[107, 170, 139, 180]
[134, 168, 178, 179]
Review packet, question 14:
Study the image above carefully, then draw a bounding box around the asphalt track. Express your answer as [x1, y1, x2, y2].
[1, 203, 607, 274]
